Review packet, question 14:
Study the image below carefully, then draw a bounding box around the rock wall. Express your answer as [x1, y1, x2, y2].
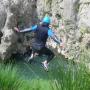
[37, 0, 79, 59]
[37, 0, 90, 60]
[0, 0, 37, 60]
[78, 0, 90, 28]
[78, 0, 90, 59]
[0, 0, 90, 60]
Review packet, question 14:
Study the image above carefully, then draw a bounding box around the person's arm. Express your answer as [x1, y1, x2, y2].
[14, 25, 37, 33]
[48, 29, 62, 44]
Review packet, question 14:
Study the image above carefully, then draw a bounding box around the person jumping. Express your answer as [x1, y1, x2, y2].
[14, 16, 63, 71]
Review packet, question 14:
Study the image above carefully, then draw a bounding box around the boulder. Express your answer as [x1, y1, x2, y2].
[0, 0, 37, 60]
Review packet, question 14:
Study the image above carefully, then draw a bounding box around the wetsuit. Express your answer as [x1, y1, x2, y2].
[19, 22, 61, 63]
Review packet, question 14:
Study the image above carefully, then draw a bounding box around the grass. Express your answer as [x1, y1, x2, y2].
[0, 64, 24, 90]
[49, 57, 90, 90]
[0, 54, 90, 90]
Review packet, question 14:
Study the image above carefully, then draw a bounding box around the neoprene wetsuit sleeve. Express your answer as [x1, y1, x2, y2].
[48, 29, 61, 44]
[19, 25, 37, 32]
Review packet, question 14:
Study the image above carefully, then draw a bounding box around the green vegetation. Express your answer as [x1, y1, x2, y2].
[0, 64, 22, 90]
[0, 53, 90, 90]
[80, 27, 90, 35]
[45, 0, 52, 6]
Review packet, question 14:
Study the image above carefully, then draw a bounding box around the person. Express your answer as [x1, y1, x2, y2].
[14, 16, 63, 71]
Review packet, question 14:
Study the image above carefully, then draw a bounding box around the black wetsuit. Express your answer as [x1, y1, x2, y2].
[31, 23, 54, 63]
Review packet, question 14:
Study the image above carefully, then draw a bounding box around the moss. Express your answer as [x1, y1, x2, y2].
[75, 3, 80, 13]
[80, 27, 90, 35]
[45, 0, 52, 5]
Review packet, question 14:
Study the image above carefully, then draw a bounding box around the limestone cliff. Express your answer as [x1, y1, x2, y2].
[0, 0, 90, 60]
[37, 0, 90, 60]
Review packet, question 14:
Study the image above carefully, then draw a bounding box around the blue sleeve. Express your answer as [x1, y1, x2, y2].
[48, 29, 54, 37]
[48, 29, 61, 44]
[20, 25, 37, 32]
[31, 25, 38, 31]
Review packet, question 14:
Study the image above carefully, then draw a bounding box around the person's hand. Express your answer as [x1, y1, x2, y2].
[14, 27, 20, 32]
[60, 42, 64, 49]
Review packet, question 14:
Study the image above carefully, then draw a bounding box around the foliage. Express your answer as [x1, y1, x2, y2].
[45, 0, 52, 6]
[0, 64, 23, 90]
[49, 57, 90, 90]
[80, 27, 90, 35]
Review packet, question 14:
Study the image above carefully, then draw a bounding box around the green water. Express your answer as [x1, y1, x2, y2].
[15, 55, 68, 80]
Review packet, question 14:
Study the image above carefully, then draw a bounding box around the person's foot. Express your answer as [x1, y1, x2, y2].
[27, 52, 39, 63]
[27, 53, 34, 63]
[42, 60, 49, 71]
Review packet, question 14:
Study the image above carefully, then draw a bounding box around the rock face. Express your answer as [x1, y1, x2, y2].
[37, 0, 80, 59]
[78, 0, 90, 28]
[0, 0, 37, 60]
[37, 0, 90, 59]
[0, 0, 90, 60]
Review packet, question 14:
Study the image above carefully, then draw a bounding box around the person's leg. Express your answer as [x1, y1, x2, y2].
[27, 50, 34, 62]
[27, 48, 39, 62]
[39, 47, 55, 70]
[39, 47, 55, 63]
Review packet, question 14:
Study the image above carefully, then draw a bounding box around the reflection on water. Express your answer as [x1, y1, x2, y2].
[13, 53, 67, 80]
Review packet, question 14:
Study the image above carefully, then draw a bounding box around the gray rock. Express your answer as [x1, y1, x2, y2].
[0, 0, 37, 60]
[0, 0, 90, 60]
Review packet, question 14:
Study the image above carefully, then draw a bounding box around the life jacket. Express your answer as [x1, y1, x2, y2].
[32, 23, 49, 50]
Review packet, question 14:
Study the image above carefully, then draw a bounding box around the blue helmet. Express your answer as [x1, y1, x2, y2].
[42, 16, 51, 24]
